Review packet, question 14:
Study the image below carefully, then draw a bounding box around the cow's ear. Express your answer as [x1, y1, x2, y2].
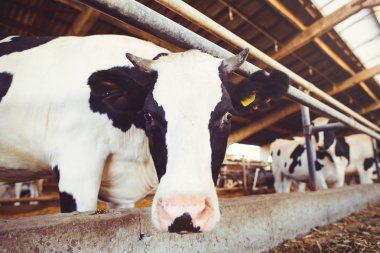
[226, 70, 289, 113]
[88, 67, 156, 113]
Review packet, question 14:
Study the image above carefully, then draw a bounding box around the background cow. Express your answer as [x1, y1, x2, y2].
[270, 137, 337, 192]
[313, 117, 376, 185]
[0, 179, 43, 205]
[0, 35, 289, 233]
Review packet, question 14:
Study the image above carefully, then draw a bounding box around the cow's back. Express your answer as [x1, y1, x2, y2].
[0, 35, 168, 181]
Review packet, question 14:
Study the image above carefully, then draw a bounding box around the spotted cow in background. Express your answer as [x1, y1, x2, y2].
[0, 179, 43, 205]
[313, 117, 376, 185]
[270, 137, 338, 192]
[0, 35, 289, 233]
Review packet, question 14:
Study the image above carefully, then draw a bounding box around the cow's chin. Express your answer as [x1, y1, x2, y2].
[151, 187, 220, 233]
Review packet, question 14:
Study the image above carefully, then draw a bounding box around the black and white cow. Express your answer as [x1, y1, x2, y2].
[0, 35, 289, 233]
[270, 137, 338, 192]
[313, 117, 376, 185]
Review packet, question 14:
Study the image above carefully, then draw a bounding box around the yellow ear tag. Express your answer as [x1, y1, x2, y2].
[253, 105, 259, 110]
[241, 92, 256, 107]
[265, 97, 271, 103]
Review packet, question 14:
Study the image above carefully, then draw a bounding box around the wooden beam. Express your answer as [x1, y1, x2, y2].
[66, 7, 100, 35]
[328, 64, 380, 96]
[229, 64, 380, 144]
[359, 101, 380, 114]
[270, 0, 380, 60]
[266, 0, 378, 100]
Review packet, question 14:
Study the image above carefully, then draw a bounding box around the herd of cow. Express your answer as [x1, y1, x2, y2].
[0, 35, 377, 233]
[270, 117, 378, 193]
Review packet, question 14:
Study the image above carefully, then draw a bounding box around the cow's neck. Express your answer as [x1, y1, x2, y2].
[99, 125, 158, 204]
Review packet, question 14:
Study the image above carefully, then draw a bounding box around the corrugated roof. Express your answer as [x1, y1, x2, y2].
[313, 0, 380, 83]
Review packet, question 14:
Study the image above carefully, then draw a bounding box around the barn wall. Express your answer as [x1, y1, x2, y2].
[1, 184, 380, 253]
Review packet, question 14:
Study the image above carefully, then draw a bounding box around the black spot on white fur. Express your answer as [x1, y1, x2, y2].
[88, 66, 157, 132]
[315, 160, 323, 171]
[335, 137, 350, 163]
[289, 145, 305, 174]
[53, 165, 60, 181]
[0, 72, 12, 103]
[59, 192, 77, 212]
[0, 36, 57, 57]
[364, 158, 374, 171]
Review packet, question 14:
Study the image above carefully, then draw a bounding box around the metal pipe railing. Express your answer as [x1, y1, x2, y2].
[78, 0, 380, 141]
[312, 123, 346, 133]
[300, 105, 316, 191]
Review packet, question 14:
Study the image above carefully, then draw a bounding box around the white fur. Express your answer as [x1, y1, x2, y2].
[150, 50, 223, 230]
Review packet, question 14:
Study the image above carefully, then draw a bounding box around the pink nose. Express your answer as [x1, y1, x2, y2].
[157, 198, 211, 233]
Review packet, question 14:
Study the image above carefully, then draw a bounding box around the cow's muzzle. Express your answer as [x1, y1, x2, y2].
[157, 198, 212, 233]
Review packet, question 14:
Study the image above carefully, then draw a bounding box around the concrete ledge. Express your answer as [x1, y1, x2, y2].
[1, 184, 380, 253]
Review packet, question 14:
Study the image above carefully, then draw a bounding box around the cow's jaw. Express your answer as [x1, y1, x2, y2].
[148, 50, 223, 232]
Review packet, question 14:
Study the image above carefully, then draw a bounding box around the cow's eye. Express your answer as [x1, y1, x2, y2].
[220, 112, 232, 127]
[144, 112, 153, 123]
[225, 112, 232, 121]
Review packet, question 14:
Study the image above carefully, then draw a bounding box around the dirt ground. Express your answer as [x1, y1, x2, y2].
[267, 201, 380, 253]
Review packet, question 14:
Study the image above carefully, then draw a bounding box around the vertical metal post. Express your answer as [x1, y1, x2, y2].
[372, 138, 380, 182]
[300, 105, 317, 191]
[242, 156, 247, 193]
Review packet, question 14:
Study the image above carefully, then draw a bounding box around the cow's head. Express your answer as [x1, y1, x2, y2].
[312, 117, 336, 151]
[89, 49, 289, 233]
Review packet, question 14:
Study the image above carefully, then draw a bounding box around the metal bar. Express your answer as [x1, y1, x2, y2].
[78, 0, 380, 141]
[300, 105, 316, 191]
[287, 87, 380, 140]
[312, 122, 346, 133]
[153, 0, 380, 132]
[77, 0, 259, 74]
[242, 157, 247, 193]
[372, 139, 380, 182]
[0, 195, 59, 204]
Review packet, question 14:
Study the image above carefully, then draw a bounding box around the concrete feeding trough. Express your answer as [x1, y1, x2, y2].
[1, 184, 380, 253]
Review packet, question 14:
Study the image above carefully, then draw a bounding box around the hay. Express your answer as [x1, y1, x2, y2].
[268, 201, 380, 253]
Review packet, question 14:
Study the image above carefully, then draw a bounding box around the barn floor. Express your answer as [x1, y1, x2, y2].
[267, 201, 380, 253]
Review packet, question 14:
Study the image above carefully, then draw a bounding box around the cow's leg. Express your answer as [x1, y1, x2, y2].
[14, 182, 22, 206]
[55, 148, 107, 212]
[281, 178, 292, 193]
[296, 182, 306, 192]
[357, 164, 374, 184]
[29, 182, 39, 205]
[273, 170, 283, 193]
[315, 173, 328, 190]
[333, 157, 346, 188]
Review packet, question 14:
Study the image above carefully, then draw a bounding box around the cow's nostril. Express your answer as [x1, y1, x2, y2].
[168, 213, 201, 234]
[157, 198, 212, 233]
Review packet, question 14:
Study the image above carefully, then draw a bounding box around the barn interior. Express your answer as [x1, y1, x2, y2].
[1, 0, 380, 217]
[2, 0, 380, 148]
